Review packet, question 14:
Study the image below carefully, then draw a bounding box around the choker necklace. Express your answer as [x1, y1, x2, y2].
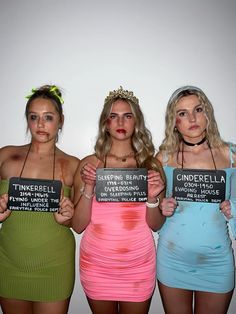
[182, 136, 207, 147]
[108, 151, 134, 162]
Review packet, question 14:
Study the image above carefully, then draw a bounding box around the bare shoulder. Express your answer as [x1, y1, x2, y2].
[155, 151, 174, 166]
[155, 152, 164, 164]
[57, 149, 80, 168]
[0, 145, 21, 156]
[64, 152, 80, 167]
[73, 154, 97, 177]
[0, 145, 26, 162]
[216, 143, 236, 168]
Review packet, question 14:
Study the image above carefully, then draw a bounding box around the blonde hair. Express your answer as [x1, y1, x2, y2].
[95, 89, 159, 171]
[159, 86, 226, 155]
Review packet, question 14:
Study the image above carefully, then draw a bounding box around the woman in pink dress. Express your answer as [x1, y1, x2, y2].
[72, 86, 165, 314]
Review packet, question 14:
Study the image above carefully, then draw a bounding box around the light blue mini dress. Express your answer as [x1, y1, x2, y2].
[157, 144, 236, 293]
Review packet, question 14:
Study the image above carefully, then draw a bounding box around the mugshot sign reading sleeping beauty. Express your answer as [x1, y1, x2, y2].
[96, 168, 147, 202]
[172, 169, 226, 203]
[7, 177, 62, 212]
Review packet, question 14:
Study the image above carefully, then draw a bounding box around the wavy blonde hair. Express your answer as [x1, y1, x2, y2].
[95, 91, 159, 171]
[159, 86, 226, 155]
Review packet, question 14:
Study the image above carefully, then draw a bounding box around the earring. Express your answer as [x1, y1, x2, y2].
[174, 127, 177, 132]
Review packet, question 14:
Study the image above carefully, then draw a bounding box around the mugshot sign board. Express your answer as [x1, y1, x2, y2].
[173, 169, 226, 203]
[7, 177, 62, 212]
[96, 168, 147, 202]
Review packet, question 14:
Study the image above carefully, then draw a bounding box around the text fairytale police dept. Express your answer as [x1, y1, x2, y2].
[173, 169, 226, 203]
[8, 178, 61, 212]
[96, 168, 147, 202]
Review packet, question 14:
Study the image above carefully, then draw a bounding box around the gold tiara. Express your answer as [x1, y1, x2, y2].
[104, 86, 139, 105]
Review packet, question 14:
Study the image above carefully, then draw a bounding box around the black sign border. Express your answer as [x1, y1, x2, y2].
[96, 168, 148, 202]
[7, 177, 62, 212]
[172, 168, 226, 203]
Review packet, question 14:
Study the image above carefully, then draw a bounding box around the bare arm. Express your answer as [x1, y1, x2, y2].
[53, 196, 75, 226]
[146, 159, 166, 231]
[0, 147, 12, 221]
[220, 149, 236, 219]
[53, 155, 80, 227]
[72, 157, 97, 233]
[0, 194, 11, 222]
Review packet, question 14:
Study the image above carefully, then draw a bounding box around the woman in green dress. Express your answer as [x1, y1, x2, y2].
[0, 85, 80, 314]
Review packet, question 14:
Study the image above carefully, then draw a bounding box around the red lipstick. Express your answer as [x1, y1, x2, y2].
[116, 129, 126, 134]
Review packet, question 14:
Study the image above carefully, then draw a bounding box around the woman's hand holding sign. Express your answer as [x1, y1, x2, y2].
[160, 197, 178, 217]
[80, 163, 96, 187]
[147, 170, 165, 200]
[0, 194, 11, 221]
[220, 200, 233, 219]
[54, 196, 75, 225]
[80, 162, 97, 200]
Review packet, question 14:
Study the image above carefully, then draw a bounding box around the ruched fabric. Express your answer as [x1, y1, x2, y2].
[80, 199, 156, 301]
[157, 166, 236, 293]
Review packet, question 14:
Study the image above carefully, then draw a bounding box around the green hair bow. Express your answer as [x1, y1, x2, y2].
[25, 85, 64, 104]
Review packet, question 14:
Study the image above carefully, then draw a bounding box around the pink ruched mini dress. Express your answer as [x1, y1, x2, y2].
[80, 199, 156, 301]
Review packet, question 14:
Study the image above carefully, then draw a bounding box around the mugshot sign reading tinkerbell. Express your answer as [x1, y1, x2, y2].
[172, 169, 226, 203]
[7, 177, 62, 212]
[96, 168, 147, 202]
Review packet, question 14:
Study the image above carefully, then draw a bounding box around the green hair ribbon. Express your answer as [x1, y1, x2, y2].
[25, 86, 64, 104]
[49, 85, 64, 104]
[25, 88, 37, 99]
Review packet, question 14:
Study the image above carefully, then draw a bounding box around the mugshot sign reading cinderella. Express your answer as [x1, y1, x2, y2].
[96, 168, 147, 202]
[7, 177, 62, 212]
[173, 169, 226, 203]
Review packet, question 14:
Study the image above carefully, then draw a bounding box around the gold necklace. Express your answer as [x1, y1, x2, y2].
[108, 151, 135, 162]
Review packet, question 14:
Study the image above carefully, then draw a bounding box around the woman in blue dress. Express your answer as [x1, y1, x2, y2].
[156, 86, 236, 314]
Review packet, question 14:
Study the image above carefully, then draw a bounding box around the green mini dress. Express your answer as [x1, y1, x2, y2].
[0, 180, 75, 302]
